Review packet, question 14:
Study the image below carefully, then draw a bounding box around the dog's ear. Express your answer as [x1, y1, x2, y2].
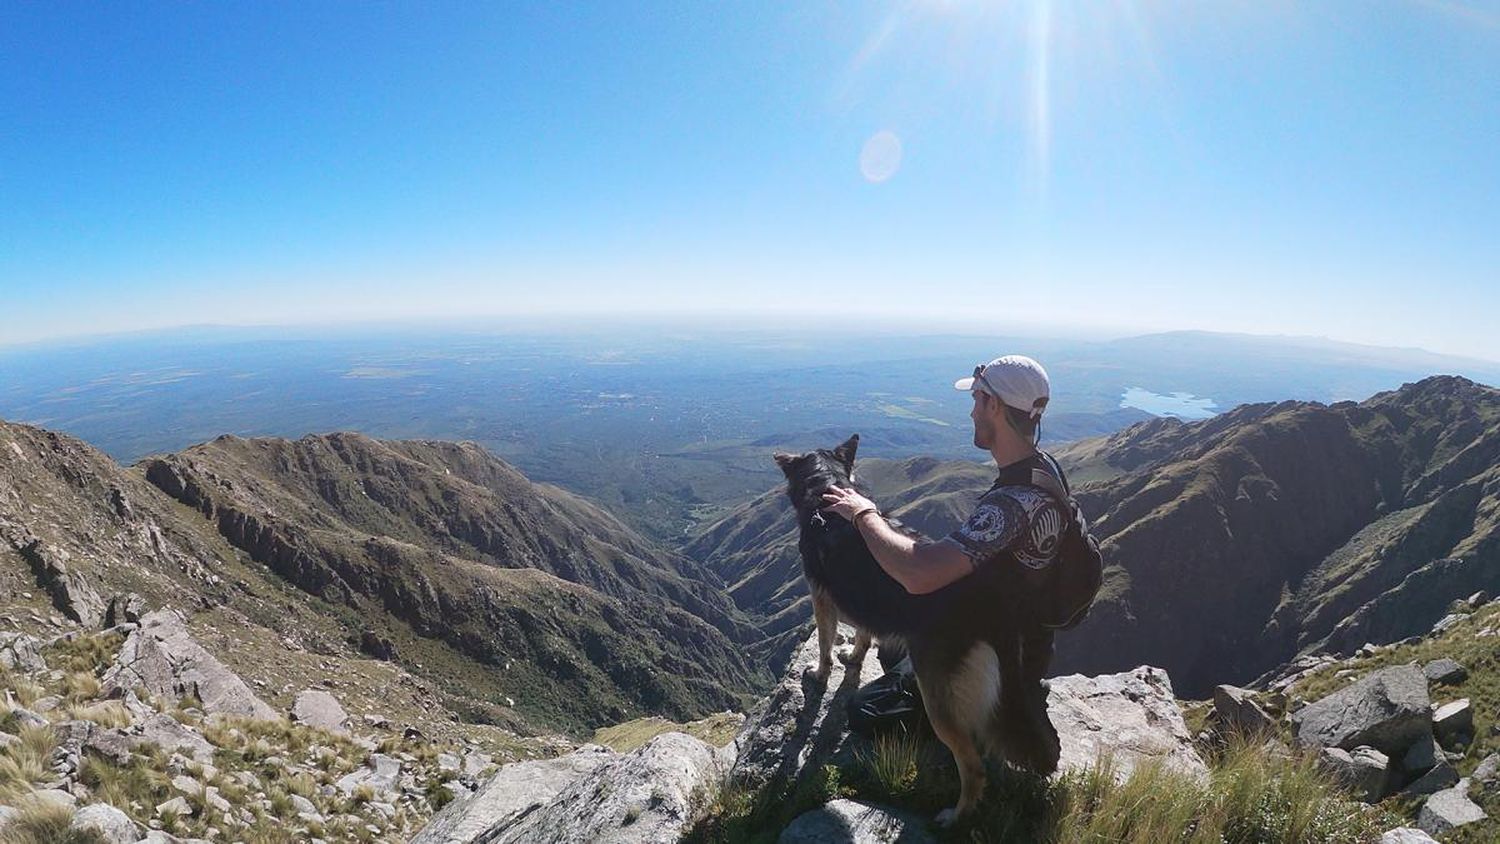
[832, 434, 859, 469]
[773, 452, 799, 475]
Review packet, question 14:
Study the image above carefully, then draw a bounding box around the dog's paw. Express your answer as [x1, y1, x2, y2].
[836, 649, 866, 667]
[803, 661, 832, 682]
[935, 807, 960, 828]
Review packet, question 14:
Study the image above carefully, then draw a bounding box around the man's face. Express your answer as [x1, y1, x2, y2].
[970, 390, 997, 449]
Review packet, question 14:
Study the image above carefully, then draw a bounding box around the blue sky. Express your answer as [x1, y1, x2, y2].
[3, 2, 1498, 359]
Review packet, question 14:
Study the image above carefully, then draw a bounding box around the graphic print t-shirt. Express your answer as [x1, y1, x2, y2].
[943, 485, 1065, 570]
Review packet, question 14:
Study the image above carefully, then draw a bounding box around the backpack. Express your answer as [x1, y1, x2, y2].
[1002, 452, 1105, 631]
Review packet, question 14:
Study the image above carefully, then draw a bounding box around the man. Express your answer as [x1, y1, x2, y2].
[819, 354, 1064, 761]
[819, 354, 1063, 597]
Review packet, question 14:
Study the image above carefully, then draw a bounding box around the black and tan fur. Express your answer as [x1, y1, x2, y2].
[774, 433, 1058, 825]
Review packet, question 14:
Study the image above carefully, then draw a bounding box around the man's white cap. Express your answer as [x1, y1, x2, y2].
[954, 355, 1051, 419]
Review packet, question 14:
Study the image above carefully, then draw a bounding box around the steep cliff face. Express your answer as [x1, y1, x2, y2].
[1055, 376, 1500, 694]
[687, 377, 1500, 696]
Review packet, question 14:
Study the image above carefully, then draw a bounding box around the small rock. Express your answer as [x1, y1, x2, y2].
[31, 788, 78, 809]
[171, 775, 203, 796]
[1417, 780, 1486, 835]
[69, 803, 143, 844]
[362, 713, 390, 729]
[779, 798, 937, 843]
[6, 707, 48, 730]
[288, 794, 316, 815]
[1433, 699, 1472, 747]
[1422, 658, 1467, 685]
[1380, 829, 1439, 843]
[1465, 590, 1488, 609]
[156, 796, 192, 817]
[1472, 753, 1500, 788]
[437, 752, 461, 774]
[291, 689, 350, 733]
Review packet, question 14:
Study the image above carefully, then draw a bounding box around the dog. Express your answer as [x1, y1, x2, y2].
[774, 433, 1059, 826]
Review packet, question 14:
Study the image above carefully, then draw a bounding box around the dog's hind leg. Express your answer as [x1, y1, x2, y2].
[809, 585, 839, 680]
[838, 627, 871, 668]
[916, 643, 1000, 827]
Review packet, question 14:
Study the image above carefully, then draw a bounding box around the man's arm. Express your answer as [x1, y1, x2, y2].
[820, 485, 974, 594]
[851, 511, 974, 595]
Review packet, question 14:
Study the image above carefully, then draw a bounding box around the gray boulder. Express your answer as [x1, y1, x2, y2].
[0, 632, 46, 673]
[1319, 746, 1391, 803]
[335, 753, 402, 797]
[20, 538, 107, 627]
[1291, 664, 1430, 756]
[504, 732, 724, 843]
[291, 689, 349, 733]
[1417, 779, 1486, 835]
[428, 732, 725, 843]
[1432, 698, 1472, 747]
[1211, 684, 1275, 735]
[730, 624, 885, 798]
[412, 745, 615, 844]
[779, 798, 935, 843]
[1472, 753, 1500, 792]
[1380, 829, 1439, 843]
[68, 803, 142, 844]
[86, 712, 215, 764]
[1422, 658, 1467, 685]
[1049, 666, 1209, 782]
[101, 609, 276, 720]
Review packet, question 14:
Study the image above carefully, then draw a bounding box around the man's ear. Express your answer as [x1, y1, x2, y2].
[832, 434, 859, 469]
[773, 452, 799, 475]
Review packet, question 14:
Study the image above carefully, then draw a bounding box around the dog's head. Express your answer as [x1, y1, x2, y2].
[773, 434, 860, 513]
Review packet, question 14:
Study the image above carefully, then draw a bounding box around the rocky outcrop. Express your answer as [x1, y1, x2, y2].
[730, 625, 885, 798]
[1290, 664, 1431, 756]
[1047, 666, 1208, 781]
[416, 733, 727, 843]
[101, 609, 276, 720]
[18, 537, 107, 628]
[0, 632, 46, 673]
[412, 745, 616, 844]
[779, 799, 936, 843]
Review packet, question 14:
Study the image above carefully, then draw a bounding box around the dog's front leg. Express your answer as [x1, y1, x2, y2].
[809, 587, 839, 680]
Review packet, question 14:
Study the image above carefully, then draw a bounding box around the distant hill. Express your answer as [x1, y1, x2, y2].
[686, 376, 1500, 695]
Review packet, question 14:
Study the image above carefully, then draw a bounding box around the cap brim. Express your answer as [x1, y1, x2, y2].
[953, 377, 975, 391]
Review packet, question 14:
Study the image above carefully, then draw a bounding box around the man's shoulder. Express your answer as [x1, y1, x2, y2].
[979, 483, 1061, 513]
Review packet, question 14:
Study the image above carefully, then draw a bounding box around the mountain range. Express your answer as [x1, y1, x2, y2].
[3, 373, 1497, 737]
[685, 375, 1500, 697]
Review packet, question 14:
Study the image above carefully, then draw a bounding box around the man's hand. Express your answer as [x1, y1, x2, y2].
[820, 486, 878, 521]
